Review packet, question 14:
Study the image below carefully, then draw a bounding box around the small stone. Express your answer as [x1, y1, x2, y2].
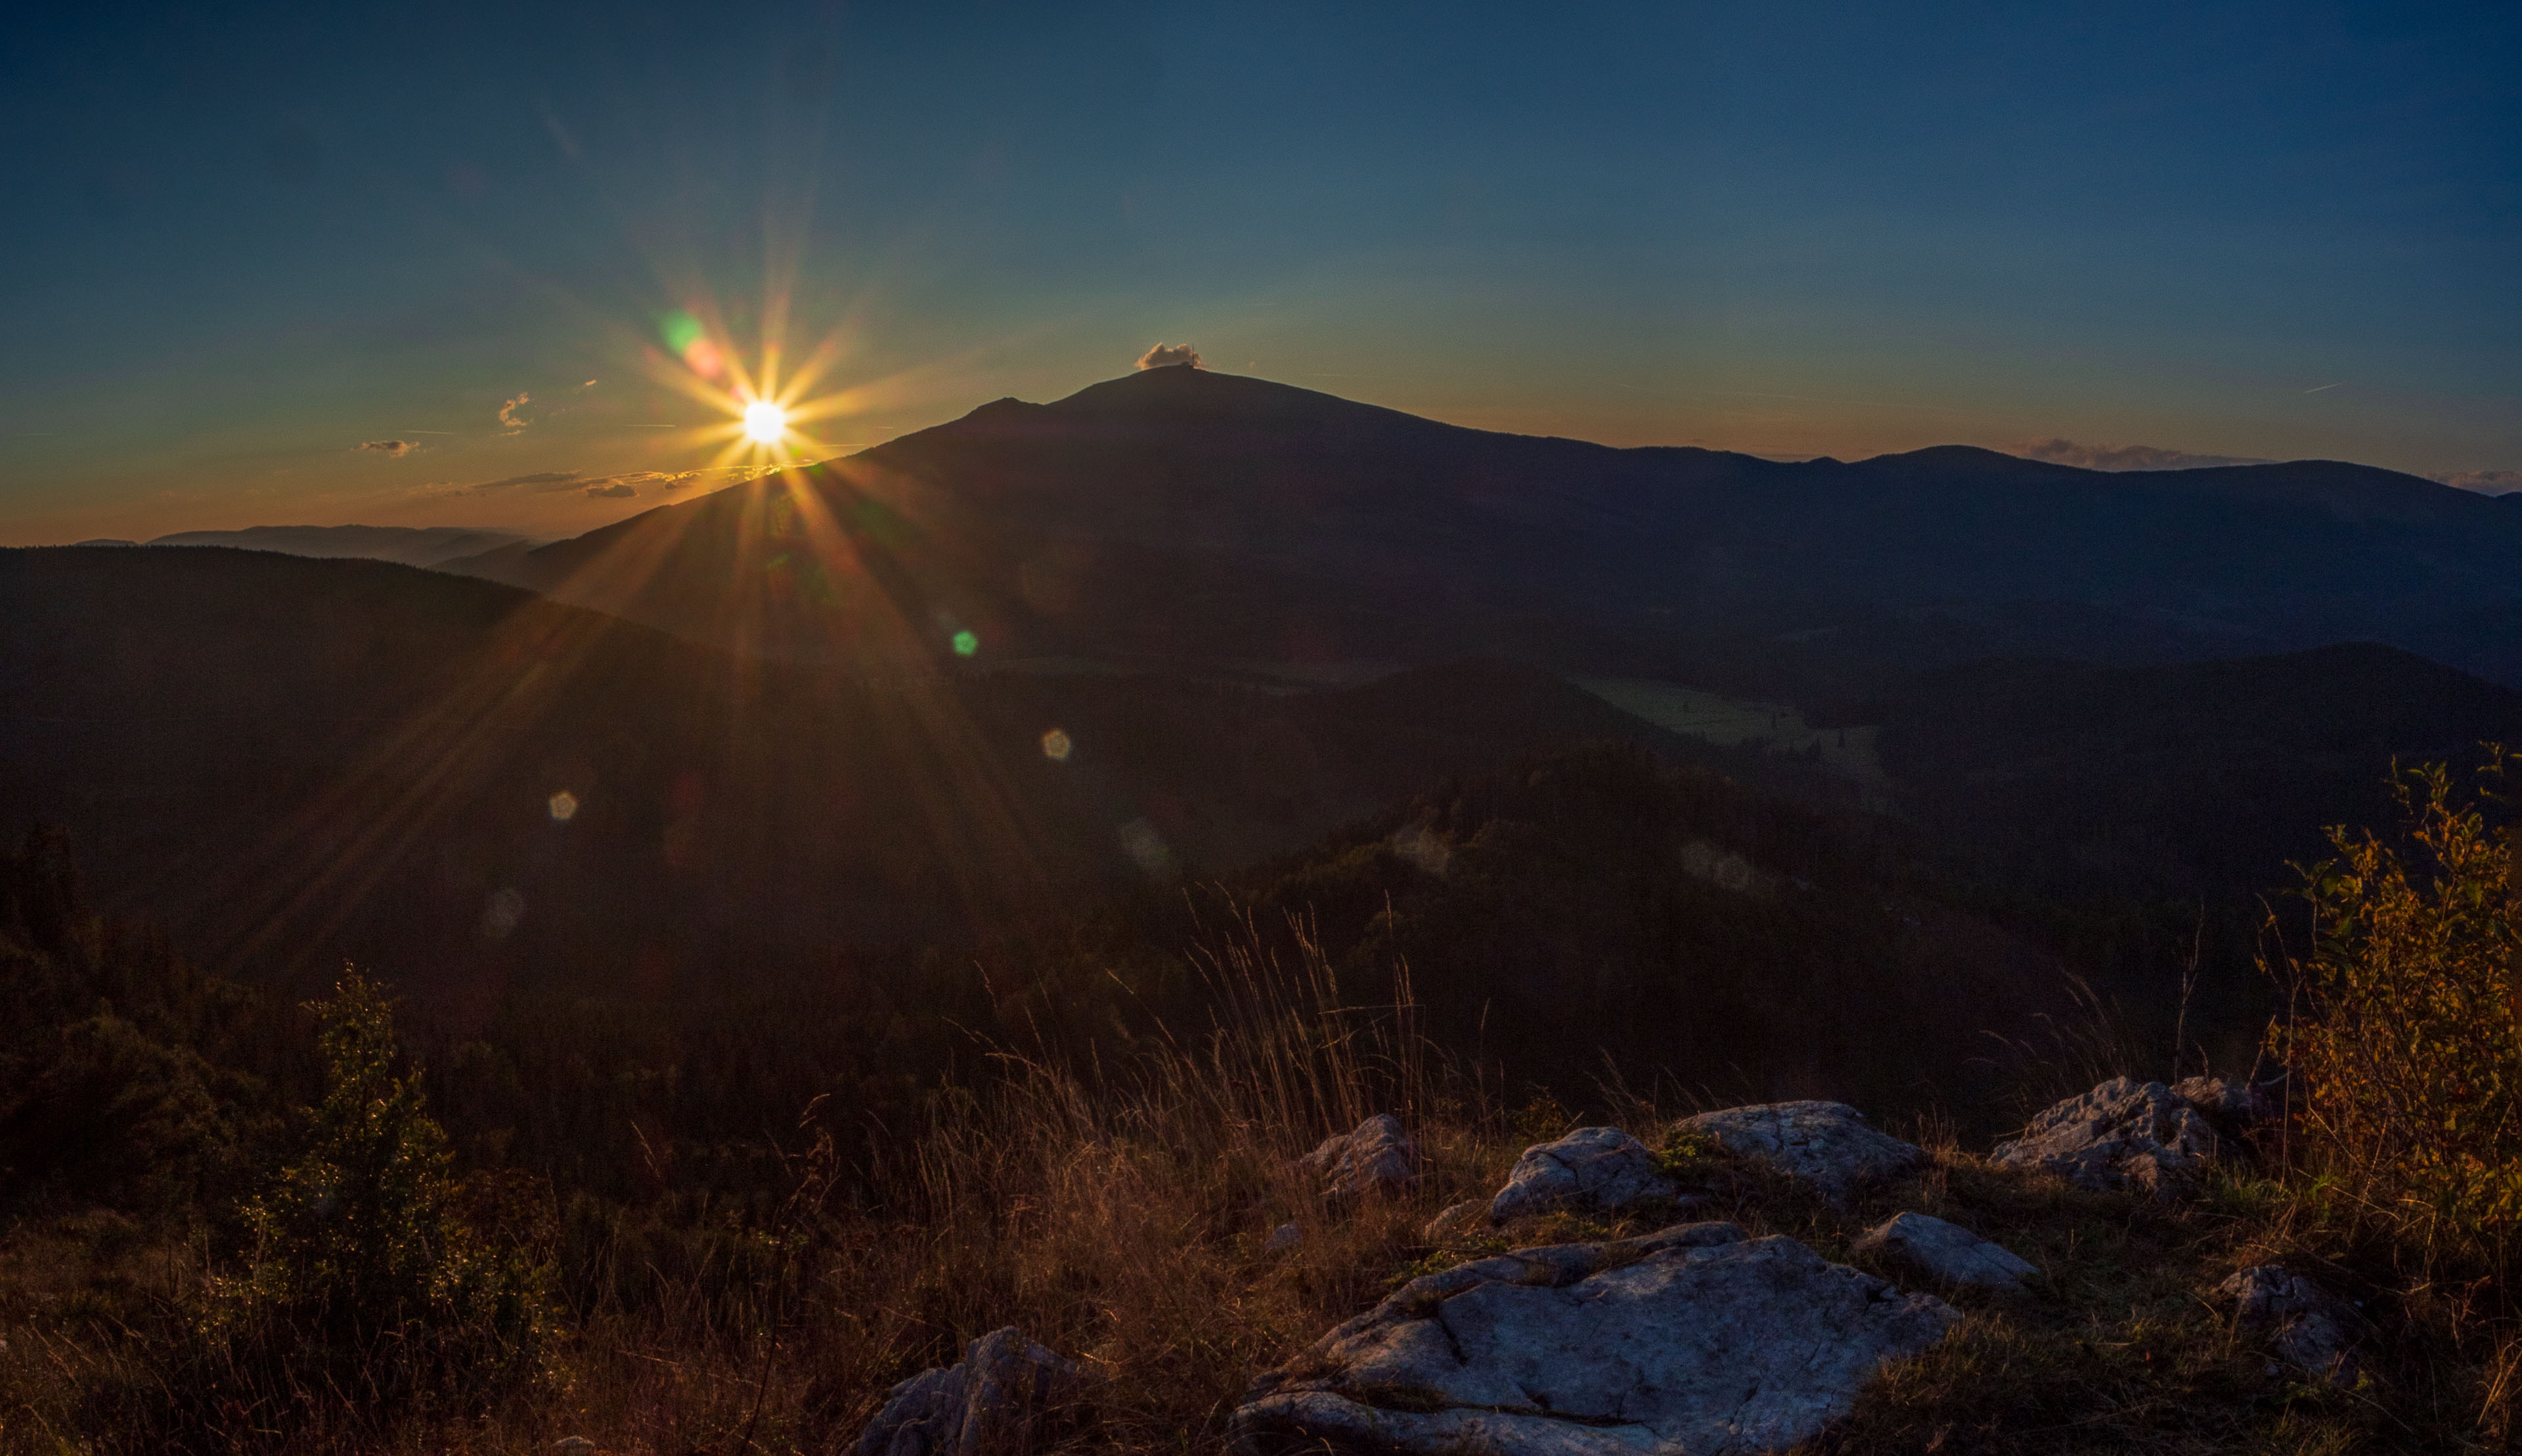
[2219, 1266, 2366, 1386]
[1855, 1212, 2037, 1291]
[1993, 1078, 2220, 1196]
[1678, 1101, 1926, 1206]
[553, 1441, 596, 1456]
[1487, 1126, 1682, 1223]
[1300, 1114, 1418, 1197]
[1266, 1222, 1303, 1252]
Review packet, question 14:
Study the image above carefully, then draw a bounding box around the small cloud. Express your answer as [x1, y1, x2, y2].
[581, 379, 598, 389]
[584, 482, 636, 498]
[498, 393, 533, 430]
[2014, 437, 2273, 472]
[1136, 342, 1203, 370]
[356, 439, 420, 456]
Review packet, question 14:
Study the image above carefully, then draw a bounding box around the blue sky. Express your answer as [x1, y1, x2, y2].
[2, 1, 2515, 542]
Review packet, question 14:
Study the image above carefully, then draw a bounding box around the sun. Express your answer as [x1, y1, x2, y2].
[742, 399, 788, 443]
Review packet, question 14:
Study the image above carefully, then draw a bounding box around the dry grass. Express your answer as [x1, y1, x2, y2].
[7, 927, 2521, 1455]
[1, 927, 1516, 1456]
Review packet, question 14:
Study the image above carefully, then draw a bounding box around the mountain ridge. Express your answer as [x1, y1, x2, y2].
[152, 523, 542, 569]
[418, 367, 2522, 691]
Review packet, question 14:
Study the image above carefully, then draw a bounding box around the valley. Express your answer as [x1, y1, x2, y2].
[8, 371, 2522, 1455]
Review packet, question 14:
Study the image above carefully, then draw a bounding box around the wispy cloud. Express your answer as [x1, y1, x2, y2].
[2014, 437, 2274, 472]
[2433, 468, 2522, 494]
[497, 393, 533, 431]
[540, 104, 581, 162]
[355, 439, 421, 456]
[469, 471, 583, 493]
[411, 461, 812, 503]
[1136, 342, 1202, 370]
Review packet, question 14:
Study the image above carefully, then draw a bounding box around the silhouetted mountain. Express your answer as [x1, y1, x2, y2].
[152, 524, 541, 569]
[441, 366, 2522, 688]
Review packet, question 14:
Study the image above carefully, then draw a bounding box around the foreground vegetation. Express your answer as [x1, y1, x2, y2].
[3, 754, 2519, 1453]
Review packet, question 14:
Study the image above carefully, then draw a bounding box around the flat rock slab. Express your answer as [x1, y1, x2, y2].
[1855, 1212, 2037, 1291]
[1488, 1126, 1682, 1223]
[1679, 1101, 1925, 1205]
[1302, 1113, 1419, 1197]
[1231, 1222, 1958, 1456]
[856, 1327, 1083, 1456]
[1993, 1078, 2219, 1195]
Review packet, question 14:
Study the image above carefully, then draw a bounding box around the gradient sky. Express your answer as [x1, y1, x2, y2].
[3, 1, 2517, 544]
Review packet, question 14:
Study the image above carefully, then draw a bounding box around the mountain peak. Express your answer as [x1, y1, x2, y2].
[1046, 366, 1384, 417]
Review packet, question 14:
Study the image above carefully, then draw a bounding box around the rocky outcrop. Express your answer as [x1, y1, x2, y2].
[1991, 1078, 2222, 1195]
[2219, 1266, 2367, 1386]
[1487, 1126, 1684, 1224]
[1855, 1212, 2037, 1291]
[854, 1327, 1086, 1456]
[1231, 1222, 1958, 1456]
[1301, 1113, 1418, 1197]
[1678, 1101, 1926, 1206]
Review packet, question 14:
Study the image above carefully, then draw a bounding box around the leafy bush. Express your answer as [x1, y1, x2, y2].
[120, 971, 553, 1451]
[2267, 753, 2522, 1247]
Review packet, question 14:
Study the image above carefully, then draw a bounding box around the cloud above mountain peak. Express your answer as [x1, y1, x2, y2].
[2014, 438, 2274, 472]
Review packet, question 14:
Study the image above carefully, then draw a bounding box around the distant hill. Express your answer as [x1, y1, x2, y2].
[152, 524, 541, 569]
[996, 740, 2087, 1122]
[1842, 641, 2522, 896]
[0, 548, 1698, 994]
[439, 366, 2522, 690]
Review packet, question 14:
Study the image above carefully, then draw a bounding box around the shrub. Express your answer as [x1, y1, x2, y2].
[2266, 753, 2521, 1251]
[118, 971, 554, 1451]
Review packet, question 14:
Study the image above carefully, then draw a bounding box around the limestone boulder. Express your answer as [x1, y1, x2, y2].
[2219, 1266, 2367, 1386]
[1231, 1222, 1958, 1456]
[1677, 1101, 1926, 1206]
[854, 1327, 1086, 1456]
[1854, 1212, 2037, 1291]
[1487, 1126, 1683, 1223]
[1991, 1078, 2220, 1195]
[1301, 1113, 1418, 1197]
